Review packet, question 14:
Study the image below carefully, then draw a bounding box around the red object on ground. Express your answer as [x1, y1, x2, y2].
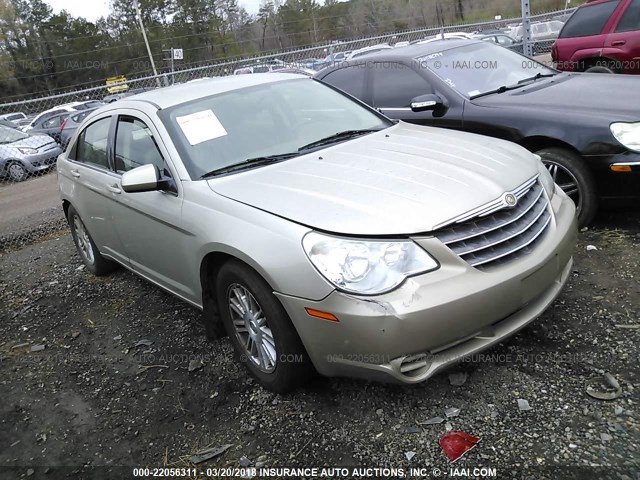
[439, 431, 481, 462]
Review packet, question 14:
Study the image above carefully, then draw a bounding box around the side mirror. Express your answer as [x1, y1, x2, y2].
[121, 164, 160, 193]
[410, 94, 445, 112]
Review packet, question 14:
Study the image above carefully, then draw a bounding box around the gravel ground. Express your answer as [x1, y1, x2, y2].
[0, 208, 638, 480]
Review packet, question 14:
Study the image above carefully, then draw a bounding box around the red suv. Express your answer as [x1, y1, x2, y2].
[552, 0, 640, 73]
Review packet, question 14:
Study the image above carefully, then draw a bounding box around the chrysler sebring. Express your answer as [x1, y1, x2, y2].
[58, 74, 576, 392]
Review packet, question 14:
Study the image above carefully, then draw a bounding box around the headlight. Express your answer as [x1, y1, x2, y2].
[17, 147, 38, 155]
[610, 122, 640, 152]
[302, 232, 439, 295]
[535, 155, 555, 198]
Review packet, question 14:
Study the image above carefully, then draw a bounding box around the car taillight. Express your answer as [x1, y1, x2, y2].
[60, 119, 68, 131]
[551, 43, 557, 61]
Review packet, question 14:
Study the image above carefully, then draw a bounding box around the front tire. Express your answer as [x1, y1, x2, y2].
[7, 161, 27, 182]
[584, 65, 615, 74]
[67, 205, 118, 276]
[216, 260, 313, 393]
[535, 147, 597, 226]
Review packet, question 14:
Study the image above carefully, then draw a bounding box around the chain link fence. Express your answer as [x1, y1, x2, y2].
[0, 8, 573, 253]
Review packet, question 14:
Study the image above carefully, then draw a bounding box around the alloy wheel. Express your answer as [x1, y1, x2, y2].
[8, 162, 26, 181]
[544, 160, 582, 214]
[227, 284, 277, 373]
[72, 215, 95, 265]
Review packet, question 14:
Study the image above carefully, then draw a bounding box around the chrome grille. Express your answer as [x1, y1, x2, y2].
[433, 177, 552, 269]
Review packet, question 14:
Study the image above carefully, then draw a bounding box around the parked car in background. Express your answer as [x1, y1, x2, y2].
[0, 112, 27, 123]
[512, 20, 564, 53]
[0, 119, 18, 129]
[14, 114, 36, 127]
[28, 112, 71, 144]
[0, 124, 63, 181]
[345, 44, 393, 60]
[553, 0, 640, 73]
[21, 102, 88, 133]
[412, 32, 474, 44]
[296, 57, 324, 70]
[58, 74, 575, 392]
[234, 59, 288, 75]
[59, 108, 99, 149]
[474, 32, 524, 54]
[324, 50, 351, 64]
[513, 21, 564, 43]
[315, 39, 640, 225]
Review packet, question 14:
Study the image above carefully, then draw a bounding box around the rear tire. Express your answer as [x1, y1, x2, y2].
[67, 205, 118, 276]
[216, 260, 314, 393]
[535, 147, 597, 226]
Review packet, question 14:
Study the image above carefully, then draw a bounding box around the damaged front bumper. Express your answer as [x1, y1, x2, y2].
[276, 190, 577, 384]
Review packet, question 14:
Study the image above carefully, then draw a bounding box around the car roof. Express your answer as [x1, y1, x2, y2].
[126, 73, 306, 109]
[330, 38, 483, 64]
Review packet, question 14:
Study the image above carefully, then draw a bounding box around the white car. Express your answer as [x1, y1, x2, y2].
[346, 44, 393, 60]
[22, 102, 94, 132]
[414, 32, 474, 45]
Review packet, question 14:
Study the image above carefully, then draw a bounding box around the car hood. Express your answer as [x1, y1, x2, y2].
[207, 123, 539, 235]
[472, 73, 640, 121]
[9, 134, 58, 150]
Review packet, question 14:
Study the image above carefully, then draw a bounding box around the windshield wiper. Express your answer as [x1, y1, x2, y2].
[516, 72, 556, 84]
[199, 152, 299, 179]
[298, 129, 382, 152]
[471, 73, 557, 100]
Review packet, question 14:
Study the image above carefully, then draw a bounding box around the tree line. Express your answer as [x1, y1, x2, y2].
[0, 0, 572, 101]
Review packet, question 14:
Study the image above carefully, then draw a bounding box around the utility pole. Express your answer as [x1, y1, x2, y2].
[521, 0, 533, 58]
[134, 0, 162, 87]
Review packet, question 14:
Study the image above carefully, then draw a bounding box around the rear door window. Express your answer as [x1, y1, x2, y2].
[559, 0, 621, 37]
[615, 0, 640, 32]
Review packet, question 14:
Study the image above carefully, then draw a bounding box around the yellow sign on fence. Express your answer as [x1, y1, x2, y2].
[105, 76, 129, 94]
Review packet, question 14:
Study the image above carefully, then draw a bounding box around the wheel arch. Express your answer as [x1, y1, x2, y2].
[3, 158, 27, 170]
[576, 56, 621, 72]
[519, 136, 584, 159]
[199, 249, 283, 340]
[62, 199, 71, 218]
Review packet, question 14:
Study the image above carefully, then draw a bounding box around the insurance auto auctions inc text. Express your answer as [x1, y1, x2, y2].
[231, 466, 498, 478]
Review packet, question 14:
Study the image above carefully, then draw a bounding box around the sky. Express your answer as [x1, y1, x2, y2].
[45, 0, 264, 21]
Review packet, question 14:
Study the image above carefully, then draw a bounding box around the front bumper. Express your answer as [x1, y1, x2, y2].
[21, 147, 63, 173]
[589, 150, 640, 200]
[277, 190, 577, 384]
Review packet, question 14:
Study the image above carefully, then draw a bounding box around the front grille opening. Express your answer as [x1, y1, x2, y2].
[433, 178, 552, 269]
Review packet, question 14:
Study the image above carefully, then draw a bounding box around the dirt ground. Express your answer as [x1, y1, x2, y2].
[0, 207, 638, 480]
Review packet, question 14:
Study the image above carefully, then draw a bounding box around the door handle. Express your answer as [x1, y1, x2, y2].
[70, 169, 80, 178]
[612, 40, 626, 46]
[106, 184, 122, 194]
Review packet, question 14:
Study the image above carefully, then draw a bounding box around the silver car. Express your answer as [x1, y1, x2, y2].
[1, 125, 63, 181]
[58, 74, 576, 392]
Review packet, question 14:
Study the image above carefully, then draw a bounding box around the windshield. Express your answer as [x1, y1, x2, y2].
[160, 78, 391, 179]
[421, 43, 556, 98]
[0, 124, 29, 144]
